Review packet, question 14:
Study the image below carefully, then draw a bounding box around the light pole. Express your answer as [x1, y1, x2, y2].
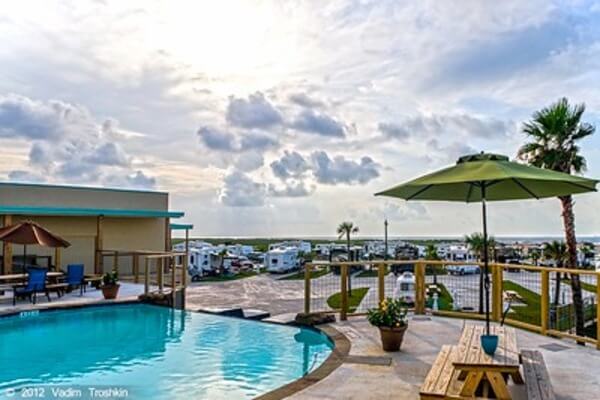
[384, 219, 388, 260]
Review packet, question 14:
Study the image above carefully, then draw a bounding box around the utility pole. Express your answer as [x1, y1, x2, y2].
[384, 219, 389, 260]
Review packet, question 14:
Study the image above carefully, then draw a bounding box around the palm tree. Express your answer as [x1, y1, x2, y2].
[217, 248, 228, 276]
[465, 233, 496, 314]
[529, 248, 541, 266]
[337, 221, 359, 295]
[544, 241, 568, 309]
[518, 97, 595, 338]
[424, 243, 440, 284]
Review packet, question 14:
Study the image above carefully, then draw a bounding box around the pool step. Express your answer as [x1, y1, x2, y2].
[195, 307, 270, 321]
[263, 313, 297, 325]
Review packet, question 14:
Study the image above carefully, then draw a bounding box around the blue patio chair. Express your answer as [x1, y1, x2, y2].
[13, 267, 50, 305]
[65, 264, 85, 295]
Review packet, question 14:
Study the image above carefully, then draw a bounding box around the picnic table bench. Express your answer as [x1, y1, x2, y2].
[521, 350, 555, 400]
[419, 345, 463, 399]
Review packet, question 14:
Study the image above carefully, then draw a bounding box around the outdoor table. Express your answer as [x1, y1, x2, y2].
[453, 324, 523, 399]
[0, 271, 64, 283]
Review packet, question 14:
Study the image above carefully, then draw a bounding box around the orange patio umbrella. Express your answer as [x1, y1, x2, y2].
[0, 221, 70, 271]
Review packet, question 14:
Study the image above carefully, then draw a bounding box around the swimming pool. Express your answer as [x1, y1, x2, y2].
[0, 304, 333, 399]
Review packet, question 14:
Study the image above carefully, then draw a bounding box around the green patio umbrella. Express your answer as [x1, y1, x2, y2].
[375, 152, 598, 336]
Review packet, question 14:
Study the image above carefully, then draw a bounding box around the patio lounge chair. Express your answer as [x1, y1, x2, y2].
[12, 267, 51, 305]
[63, 264, 85, 295]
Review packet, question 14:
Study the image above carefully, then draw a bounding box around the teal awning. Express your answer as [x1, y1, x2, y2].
[0, 205, 184, 218]
[170, 223, 194, 230]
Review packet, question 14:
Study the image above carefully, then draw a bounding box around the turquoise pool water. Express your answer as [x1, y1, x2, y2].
[0, 304, 333, 399]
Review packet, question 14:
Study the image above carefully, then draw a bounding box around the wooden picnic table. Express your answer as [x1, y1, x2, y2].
[453, 324, 523, 399]
[0, 271, 63, 282]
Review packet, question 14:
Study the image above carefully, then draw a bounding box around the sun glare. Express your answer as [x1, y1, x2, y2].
[148, 2, 307, 88]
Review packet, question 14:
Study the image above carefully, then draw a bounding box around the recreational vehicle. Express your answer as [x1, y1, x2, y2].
[265, 247, 299, 273]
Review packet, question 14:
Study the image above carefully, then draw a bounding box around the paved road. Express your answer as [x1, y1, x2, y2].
[185, 273, 305, 315]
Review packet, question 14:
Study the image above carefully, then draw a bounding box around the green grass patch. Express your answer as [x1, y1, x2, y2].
[198, 270, 259, 282]
[427, 283, 454, 311]
[502, 280, 541, 326]
[281, 269, 329, 280]
[562, 278, 597, 293]
[327, 287, 370, 313]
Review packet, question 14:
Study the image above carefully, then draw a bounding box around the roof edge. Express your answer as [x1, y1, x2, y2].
[0, 181, 168, 195]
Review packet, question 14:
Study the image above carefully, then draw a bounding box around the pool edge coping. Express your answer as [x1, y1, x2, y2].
[0, 297, 141, 318]
[254, 324, 351, 400]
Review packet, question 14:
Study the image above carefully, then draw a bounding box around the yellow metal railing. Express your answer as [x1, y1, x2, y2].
[303, 259, 600, 349]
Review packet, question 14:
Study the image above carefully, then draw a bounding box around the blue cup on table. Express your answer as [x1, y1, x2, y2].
[481, 334, 499, 355]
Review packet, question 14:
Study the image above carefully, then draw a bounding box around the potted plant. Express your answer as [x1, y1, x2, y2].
[367, 297, 408, 352]
[101, 270, 120, 300]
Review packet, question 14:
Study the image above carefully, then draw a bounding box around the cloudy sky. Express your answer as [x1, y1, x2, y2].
[1, 0, 600, 238]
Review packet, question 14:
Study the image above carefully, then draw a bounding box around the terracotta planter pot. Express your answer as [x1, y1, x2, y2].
[378, 325, 408, 352]
[101, 284, 120, 300]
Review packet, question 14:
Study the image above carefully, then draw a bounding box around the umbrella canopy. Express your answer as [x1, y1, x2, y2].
[376, 153, 598, 201]
[0, 221, 70, 248]
[376, 152, 598, 336]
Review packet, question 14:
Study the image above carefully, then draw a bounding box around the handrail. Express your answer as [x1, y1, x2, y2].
[306, 259, 600, 276]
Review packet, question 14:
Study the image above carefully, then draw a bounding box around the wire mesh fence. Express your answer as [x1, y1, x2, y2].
[305, 260, 600, 347]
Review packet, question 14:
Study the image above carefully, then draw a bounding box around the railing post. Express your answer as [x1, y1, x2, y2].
[378, 262, 385, 305]
[596, 273, 600, 350]
[340, 264, 348, 321]
[491, 264, 503, 322]
[415, 261, 425, 314]
[541, 269, 549, 336]
[133, 255, 140, 283]
[171, 256, 177, 308]
[304, 263, 311, 314]
[144, 257, 149, 295]
[158, 258, 164, 293]
[113, 251, 118, 274]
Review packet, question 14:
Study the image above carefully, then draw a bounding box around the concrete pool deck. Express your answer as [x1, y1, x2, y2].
[289, 316, 600, 400]
[0, 282, 149, 314]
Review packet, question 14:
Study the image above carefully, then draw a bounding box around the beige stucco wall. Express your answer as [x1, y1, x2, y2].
[1, 215, 168, 275]
[0, 183, 168, 211]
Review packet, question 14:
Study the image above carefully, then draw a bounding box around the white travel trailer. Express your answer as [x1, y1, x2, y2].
[187, 247, 221, 280]
[265, 247, 299, 273]
[393, 272, 416, 305]
[269, 240, 311, 253]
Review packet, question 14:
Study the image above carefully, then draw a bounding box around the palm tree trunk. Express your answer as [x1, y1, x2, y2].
[559, 195, 585, 340]
[553, 271, 561, 308]
[346, 234, 352, 296]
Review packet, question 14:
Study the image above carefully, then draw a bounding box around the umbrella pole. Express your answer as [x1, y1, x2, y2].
[481, 184, 491, 336]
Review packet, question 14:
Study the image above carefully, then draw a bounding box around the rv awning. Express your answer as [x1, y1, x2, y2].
[0, 205, 184, 218]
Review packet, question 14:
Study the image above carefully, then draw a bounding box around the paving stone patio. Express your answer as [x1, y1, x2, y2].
[289, 316, 600, 400]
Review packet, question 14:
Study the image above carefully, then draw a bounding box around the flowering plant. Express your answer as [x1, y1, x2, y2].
[367, 297, 408, 328]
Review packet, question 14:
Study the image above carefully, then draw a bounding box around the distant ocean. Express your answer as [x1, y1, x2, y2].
[196, 235, 600, 244]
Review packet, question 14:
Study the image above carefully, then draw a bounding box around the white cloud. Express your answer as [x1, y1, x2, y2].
[226, 92, 283, 129]
[310, 151, 380, 185]
[380, 114, 514, 140]
[268, 181, 315, 197]
[0, 93, 94, 140]
[270, 150, 310, 180]
[219, 170, 266, 207]
[290, 109, 346, 138]
[0, 93, 155, 189]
